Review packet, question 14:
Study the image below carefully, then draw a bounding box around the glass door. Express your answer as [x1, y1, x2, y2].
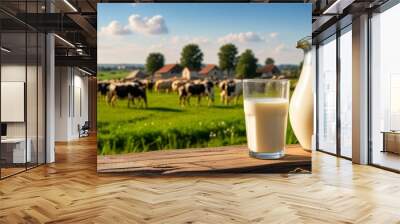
[317, 35, 337, 154]
[0, 1, 46, 179]
[27, 30, 38, 169]
[339, 26, 352, 158]
[370, 3, 400, 171]
[1, 30, 28, 178]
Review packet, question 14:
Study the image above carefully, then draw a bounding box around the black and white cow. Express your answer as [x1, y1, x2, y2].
[219, 79, 243, 105]
[98, 81, 111, 97]
[178, 80, 214, 106]
[172, 79, 187, 93]
[142, 79, 155, 91]
[107, 81, 147, 108]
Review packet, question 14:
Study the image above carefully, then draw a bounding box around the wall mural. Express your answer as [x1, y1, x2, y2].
[96, 3, 312, 174]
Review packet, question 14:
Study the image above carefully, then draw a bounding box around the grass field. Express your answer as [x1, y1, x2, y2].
[98, 70, 130, 81]
[97, 89, 298, 155]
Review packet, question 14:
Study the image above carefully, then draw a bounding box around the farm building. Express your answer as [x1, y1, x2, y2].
[256, 64, 281, 78]
[124, 70, 147, 81]
[199, 64, 224, 80]
[182, 67, 200, 80]
[154, 64, 183, 79]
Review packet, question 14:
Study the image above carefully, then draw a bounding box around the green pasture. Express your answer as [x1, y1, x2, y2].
[98, 70, 130, 81]
[97, 88, 298, 155]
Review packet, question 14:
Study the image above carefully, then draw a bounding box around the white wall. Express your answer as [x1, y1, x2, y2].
[71, 72, 89, 138]
[55, 67, 69, 141]
[54, 67, 89, 141]
[1, 65, 26, 81]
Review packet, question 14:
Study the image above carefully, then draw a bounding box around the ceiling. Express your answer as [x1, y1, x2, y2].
[0, 0, 98, 73]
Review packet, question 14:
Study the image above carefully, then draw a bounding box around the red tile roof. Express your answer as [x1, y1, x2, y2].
[257, 64, 280, 74]
[156, 64, 180, 74]
[199, 64, 218, 75]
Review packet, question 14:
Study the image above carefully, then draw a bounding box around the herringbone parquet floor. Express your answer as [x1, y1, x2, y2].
[1, 136, 400, 224]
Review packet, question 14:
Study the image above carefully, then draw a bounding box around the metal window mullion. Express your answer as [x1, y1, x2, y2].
[44, 33, 47, 164]
[25, 1, 27, 171]
[315, 44, 320, 151]
[336, 28, 341, 157]
[36, 0, 39, 167]
[367, 11, 373, 165]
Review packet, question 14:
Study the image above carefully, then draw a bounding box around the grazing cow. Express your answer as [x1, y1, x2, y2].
[154, 79, 173, 93]
[98, 81, 110, 97]
[204, 80, 215, 104]
[107, 82, 147, 108]
[132, 79, 146, 88]
[172, 79, 187, 93]
[213, 80, 220, 88]
[142, 79, 155, 91]
[219, 79, 243, 105]
[178, 80, 214, 106]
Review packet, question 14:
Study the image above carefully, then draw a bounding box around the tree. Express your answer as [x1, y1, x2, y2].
[146, 53, 165, 75]
[235, 49, 258, 79]
[218, 43, 238, 77]
[180, 44, 203, 70]
[265, 57, 275, 65]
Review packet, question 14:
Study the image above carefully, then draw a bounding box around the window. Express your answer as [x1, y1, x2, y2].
[317, 35, 337, 154]
[339, 26, 352, 158]
[0, 2, 46, 179]
[370, 3, 400, 171]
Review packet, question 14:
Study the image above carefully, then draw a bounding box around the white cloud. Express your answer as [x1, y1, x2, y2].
[100, 21, 131, 36]
[269, 32, 279, 38]
[128, 14, 168, 35]
[218, 32, 263, 44]
[98, 28, 302, 65]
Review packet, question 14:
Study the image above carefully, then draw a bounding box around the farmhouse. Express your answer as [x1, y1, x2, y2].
[124, 69, 147, 81]
[182, 67, 199, 80]
[199, 64, 224, 80]
[256, 64, 281, 78]
[154, 64, 183, 79]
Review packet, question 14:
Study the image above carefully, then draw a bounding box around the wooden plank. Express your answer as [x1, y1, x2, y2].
[97, 145, 311, 175]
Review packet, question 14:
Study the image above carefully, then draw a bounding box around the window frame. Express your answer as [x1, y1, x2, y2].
[315, 20, 353, 160]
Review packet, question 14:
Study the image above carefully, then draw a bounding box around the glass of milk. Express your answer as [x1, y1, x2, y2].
[243, 79, 290, 159]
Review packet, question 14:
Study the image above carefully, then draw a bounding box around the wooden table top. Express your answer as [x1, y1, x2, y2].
[97, 145, 311, 175]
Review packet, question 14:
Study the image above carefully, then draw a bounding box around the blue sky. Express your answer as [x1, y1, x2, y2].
[98, 3, 311, 65]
